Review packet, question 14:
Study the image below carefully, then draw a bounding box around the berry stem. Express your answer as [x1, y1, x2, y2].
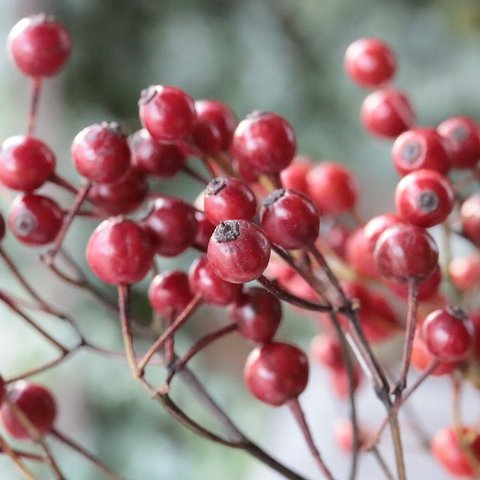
[26, 77, 42, 137]
[49, 172, 79, 195]
[51, 428, 121, 480]
[288, 398, 335, 480]
[182, 164, 210, 185]
[117, 285, 139, 377]
[0, 434, 38, 480]
[371, 446, 396, 480]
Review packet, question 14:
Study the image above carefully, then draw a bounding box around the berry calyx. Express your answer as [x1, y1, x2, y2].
[244, 342, 309, 406]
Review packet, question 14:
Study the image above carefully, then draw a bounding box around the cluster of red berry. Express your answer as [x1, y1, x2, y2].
[0, 13, 480, 480]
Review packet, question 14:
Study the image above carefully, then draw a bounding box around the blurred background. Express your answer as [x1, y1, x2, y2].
[1, 0, 480, 478]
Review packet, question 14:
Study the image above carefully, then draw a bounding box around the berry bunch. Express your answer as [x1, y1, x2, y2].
[0, 15, 480, 480]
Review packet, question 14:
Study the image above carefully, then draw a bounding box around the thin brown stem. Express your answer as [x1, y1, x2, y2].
[0, 434, 37, 480]
[288, 398, 335, 480]
[371, 446, 396, 480]
[49, 173, 79, 196]
[27, 77, 42, 137]
[182, 164, 209, 185]
[117, 285, 138, 377]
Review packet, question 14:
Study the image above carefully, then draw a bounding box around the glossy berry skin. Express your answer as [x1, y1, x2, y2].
[395, 169, 454, 228]
[86, 218, 154, 285]
[8, 14, 71, 77]
[231, 111, 296, 177]
[148, 271, 194, 317]
[374, 224, 438, 282]
[244, 342, 309, 406]
[195, 99, 237, 150]
[422, 307, 473, 362]
[280, 157, 311, 194]
[188, 256, 242, 306]
[432, 427, 480, 477]
[411, 332, 457, 377]
[364, 213, 403, 252]
[192, 118, 222, 156]
[71, 122, 131, 184]
[89, 167, 148, 215]
[361, 88, 414, 138]
[438, 116, 480, 170]
[193, 210, 215, 252]
[260, 189, 319, 250]
[207, 220, 271, 283]
[391, 128, 450, 176]
[310, 334, 343, 370]
[388, 264, 442, 302]
[0, 382, 57, 439]
[139, 85, 196, 142]
[130, 129, 185, 178]
[345, 228, 378, 278]
[204, 177, 257, 225]
[306, 162, 358, 215]
[461, 194, 480, 247]
[8, 193, 63, 246]
[143, 196, 197, 257]
[229, 287, 282, 343]
[449, 254, 480, 291]
[344, 38, 396, 88]
[0, 136, 55, 191]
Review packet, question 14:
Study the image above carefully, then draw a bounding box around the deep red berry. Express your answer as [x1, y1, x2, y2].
[149, 271, 194, 317]
[324, 223, 352, 259]
[86, 218, 154, 285]
[231, 111, 296, 177]
[345, 228, 378, 278]
[204, 177, 257, 225]
[230, 287, 281, 343]
[361, 88, 415, 138]
[8, 193, 63, 246]
[193, 210, 215, 252]
[411, 331, 457, 376]
[89, 167, 148, 215]
[438, 116, 480, 170]
[449, 254, 480, 291]
[260, 189, 319, 250]
[195, 99, 237, 151]
[192, 118, 222, 155]
[391, 128, 450, 176]
[310, 334, 343, 370]
[143, 196, 197, 257]
[461, 194, 480, 247]
[364, 213, 403, 252]
[395, 169, 454, 228]
[374, 224, 438, 282]
[207, 220, 271, 283]
[422, 307, 473, 362]
[280, 157, 311, 194]
[71, 122, 131, 184]
[388, 264, 442, 301]
[244, 342, 309, 406]
[306, 162, 358, 215]
[0, 136, 55, 191]
[432, 427, 480, 477]
[8, 14, 71, 77]
[130, 129, 186, 178]
[139, 85, 196, 142]
[0, 382, 57, 439]
[188, 255, 242, 306]
[344, 38, 396, 88]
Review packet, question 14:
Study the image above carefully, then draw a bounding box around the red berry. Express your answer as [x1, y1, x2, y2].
[374, 224, 438, 282]
[230, 287, 282, 343]
[461, 194, 480, 247]
[86, 218, 154, 285]
[364, 213, 403, 252]
[306, 162, 358, 215]
[310, 334, 343, 370]
[323, 223, 352, 259]
[89, 167, 148, 215]
[149, 271, 194, 317]
[8, 193, 63, 246]
[231, 111, 296, 177]
[391, 128, 450, 176]
[139, 85, 196, 142]
[344, 38, 396, 88]
[422, 307, 473, 362]
[280, 157, 311, 194]
[432, 427, 480, 477]
[0, 136, 56, 192]
[449, 254, 480, 291]
[188, 255, 242, 306]
[345, 228, 378, 278]
[334, 418, 369, 452]
[395, 169, 454, 228]
[388, 264, 442, 301]
[71, 122, 131, 184]
[204, 177, 257, 225]
[195, 99, 237, 151]
[260, 189, 320, 249]
[244, 342, 309, 406]
[438, 116, 480, 170]
[1, 382, 57, 439]
[130, 129, 185, 178]
[143, 196, 197, 257]
[361, 88, 415, 138]
[411, 332, 457, 376]
[192, 118, 222, 155]
[330, 363, 362, 399]
[8, 14, 71, 77]
[207, 220, 271, 283]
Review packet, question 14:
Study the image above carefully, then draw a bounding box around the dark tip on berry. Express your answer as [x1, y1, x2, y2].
[14, 213, 35, 236]
[139, 86, 158, 107]
[446, 305, 468, 321]
[101, 121, 126, 137]
[401, 141, 421, 164]
[418, 190, 439, 213]
[214, 220, 240, 243]
[263, 189, 286, 209]
[206, 177, 227, 196]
